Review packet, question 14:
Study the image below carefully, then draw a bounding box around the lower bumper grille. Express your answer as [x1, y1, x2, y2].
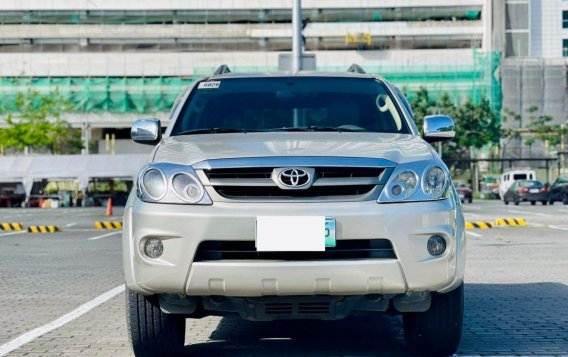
[264, 302, 331, 315]
[193, 239, 396, 262]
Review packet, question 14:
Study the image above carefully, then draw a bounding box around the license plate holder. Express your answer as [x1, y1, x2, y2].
[255, 216, 336, 252]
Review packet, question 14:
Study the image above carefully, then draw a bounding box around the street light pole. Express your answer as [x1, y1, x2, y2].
[292, 0, 302, 73]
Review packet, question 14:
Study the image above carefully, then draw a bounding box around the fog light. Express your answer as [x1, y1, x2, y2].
[427, 235, 446, 256]
[144, 238, 163, 258]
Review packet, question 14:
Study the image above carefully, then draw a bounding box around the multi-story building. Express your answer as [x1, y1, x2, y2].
[493, 0, 568, 159]
[0, 0, 498, 153]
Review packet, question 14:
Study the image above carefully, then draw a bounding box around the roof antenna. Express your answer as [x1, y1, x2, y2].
[213, 64, 231, 75]
[347, 64, 366, 74]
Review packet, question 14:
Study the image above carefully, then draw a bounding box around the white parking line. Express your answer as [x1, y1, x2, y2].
[87, 231, 121, 241]
[549, 225, 568, 231]
[0, 284, 125, 356]
[506, 209, 555, 217]
[65, 222, 77, 227]
[0, 231, 26, 237]
[466, 231, 483, 238]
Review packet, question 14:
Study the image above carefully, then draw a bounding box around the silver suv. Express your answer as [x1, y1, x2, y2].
[124, 66, 466, 357]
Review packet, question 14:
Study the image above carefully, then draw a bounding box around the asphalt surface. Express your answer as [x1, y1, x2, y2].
[0, 201, 567, 356]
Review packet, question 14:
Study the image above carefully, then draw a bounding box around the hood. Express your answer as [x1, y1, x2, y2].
[152, 132, 434, 165]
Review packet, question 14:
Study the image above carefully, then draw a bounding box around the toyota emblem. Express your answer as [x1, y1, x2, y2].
[275, 168, 314, 189]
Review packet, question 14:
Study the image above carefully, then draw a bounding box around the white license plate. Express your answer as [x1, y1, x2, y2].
[256, 216, 326, 252]
[529, 189, 539, 193]
[459, 193, 465, 199]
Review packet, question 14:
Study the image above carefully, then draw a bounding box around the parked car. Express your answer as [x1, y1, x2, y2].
[124, 67, 466, 357]
[453, 180, 473, 203]
[480, 174, 500, 199]
[503, 180, 549, 205]
[499, 170, 536, 199]
[549, 175, 568, 205]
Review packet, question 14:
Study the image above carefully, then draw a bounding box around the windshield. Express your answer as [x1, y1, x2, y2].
[171, 77, 410, 135]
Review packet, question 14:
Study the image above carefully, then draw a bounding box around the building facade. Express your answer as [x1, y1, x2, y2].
[0, 0, 498, 153]
[493, 0, 568, 159]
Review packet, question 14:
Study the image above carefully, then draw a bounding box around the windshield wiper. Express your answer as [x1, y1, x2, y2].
[175, 128, 261, 135]
[272, 126, 366, 133]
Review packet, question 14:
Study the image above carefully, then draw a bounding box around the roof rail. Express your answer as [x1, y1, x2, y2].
[346, 64, 366, 74]
[213, 64, 231, 75]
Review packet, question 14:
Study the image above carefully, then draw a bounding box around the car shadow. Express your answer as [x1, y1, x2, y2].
[182, 283, 568, 356]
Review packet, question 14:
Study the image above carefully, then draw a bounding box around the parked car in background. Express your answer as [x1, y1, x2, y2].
[499, 170, 536, 199]
[549, 175, 568, 205]
[480, 174, 500, 199]
[503, 180, 549, 205]
[453, 180, 473, 203]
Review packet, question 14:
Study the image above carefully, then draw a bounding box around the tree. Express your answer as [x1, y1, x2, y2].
[406, 87, 434, 131]
[0, 90, 82, 154]
[501, 106, 565, 157]
[407, 88, 500, 160]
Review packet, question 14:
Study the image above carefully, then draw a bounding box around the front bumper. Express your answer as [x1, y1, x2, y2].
[123, 197, 465, 297]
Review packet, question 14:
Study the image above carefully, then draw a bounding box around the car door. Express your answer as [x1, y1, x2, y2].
[505, 182, 516, 202]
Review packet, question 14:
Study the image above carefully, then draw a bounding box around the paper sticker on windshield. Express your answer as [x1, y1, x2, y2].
[198, 81, 221, 89]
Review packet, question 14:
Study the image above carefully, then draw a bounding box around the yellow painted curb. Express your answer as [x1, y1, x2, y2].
[465, 221, 494, 230]
[95, 221, 122, 230]
[27, 225, 61, 233]
[495, 218, 526, 226]
[0, 223, 23, 231]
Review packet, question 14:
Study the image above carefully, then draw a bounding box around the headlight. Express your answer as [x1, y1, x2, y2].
[423, 166, 447, 198]
[386, 171, 418, 200]
[172, 173, 204, 203]
[137, 163, 212, 205]
[141, 168, 167, 200]
[378, 162, 449, 203]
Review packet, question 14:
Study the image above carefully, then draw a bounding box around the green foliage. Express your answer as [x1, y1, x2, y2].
[502, 106, 565, 150]
[406, 87, 433, 131]
[407, 87, 501, 159]
[0, 90, 81, 154]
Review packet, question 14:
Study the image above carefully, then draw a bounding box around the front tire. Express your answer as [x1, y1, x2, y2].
[127, 289, 186, 357]
[403, 283, 464, 357]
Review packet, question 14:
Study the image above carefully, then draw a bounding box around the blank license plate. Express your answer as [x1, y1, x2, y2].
[529, 189, 539, 193]
[256, 216, 336, 252]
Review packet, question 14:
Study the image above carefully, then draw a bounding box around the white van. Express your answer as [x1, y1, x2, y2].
[499, 170, 536, 199]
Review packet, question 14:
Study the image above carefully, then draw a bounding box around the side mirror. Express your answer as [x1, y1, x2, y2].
[423, 115, 455, 143]
[131, 119, 161, 145]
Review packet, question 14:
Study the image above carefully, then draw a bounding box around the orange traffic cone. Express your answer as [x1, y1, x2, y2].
[105, 198, 113, 216]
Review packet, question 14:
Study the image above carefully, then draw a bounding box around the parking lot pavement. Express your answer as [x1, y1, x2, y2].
[1, 201, 567, 356]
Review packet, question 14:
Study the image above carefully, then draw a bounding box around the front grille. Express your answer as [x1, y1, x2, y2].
[204, 167, 383, 180]
[193, 239, 397, 262]
[201, 165, 390, 200]
[215, 185, 375, 198]
[205, 167, 273, 180]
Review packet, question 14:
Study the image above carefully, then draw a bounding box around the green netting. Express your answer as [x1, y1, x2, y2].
[0, 77, 195, 114]
[0, 51, 501, 115]
[321, 51, 502, 113]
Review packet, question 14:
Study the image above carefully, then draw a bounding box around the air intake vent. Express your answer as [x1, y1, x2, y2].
[298, 302, 330, 314]
[265, 303, 293, 315]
